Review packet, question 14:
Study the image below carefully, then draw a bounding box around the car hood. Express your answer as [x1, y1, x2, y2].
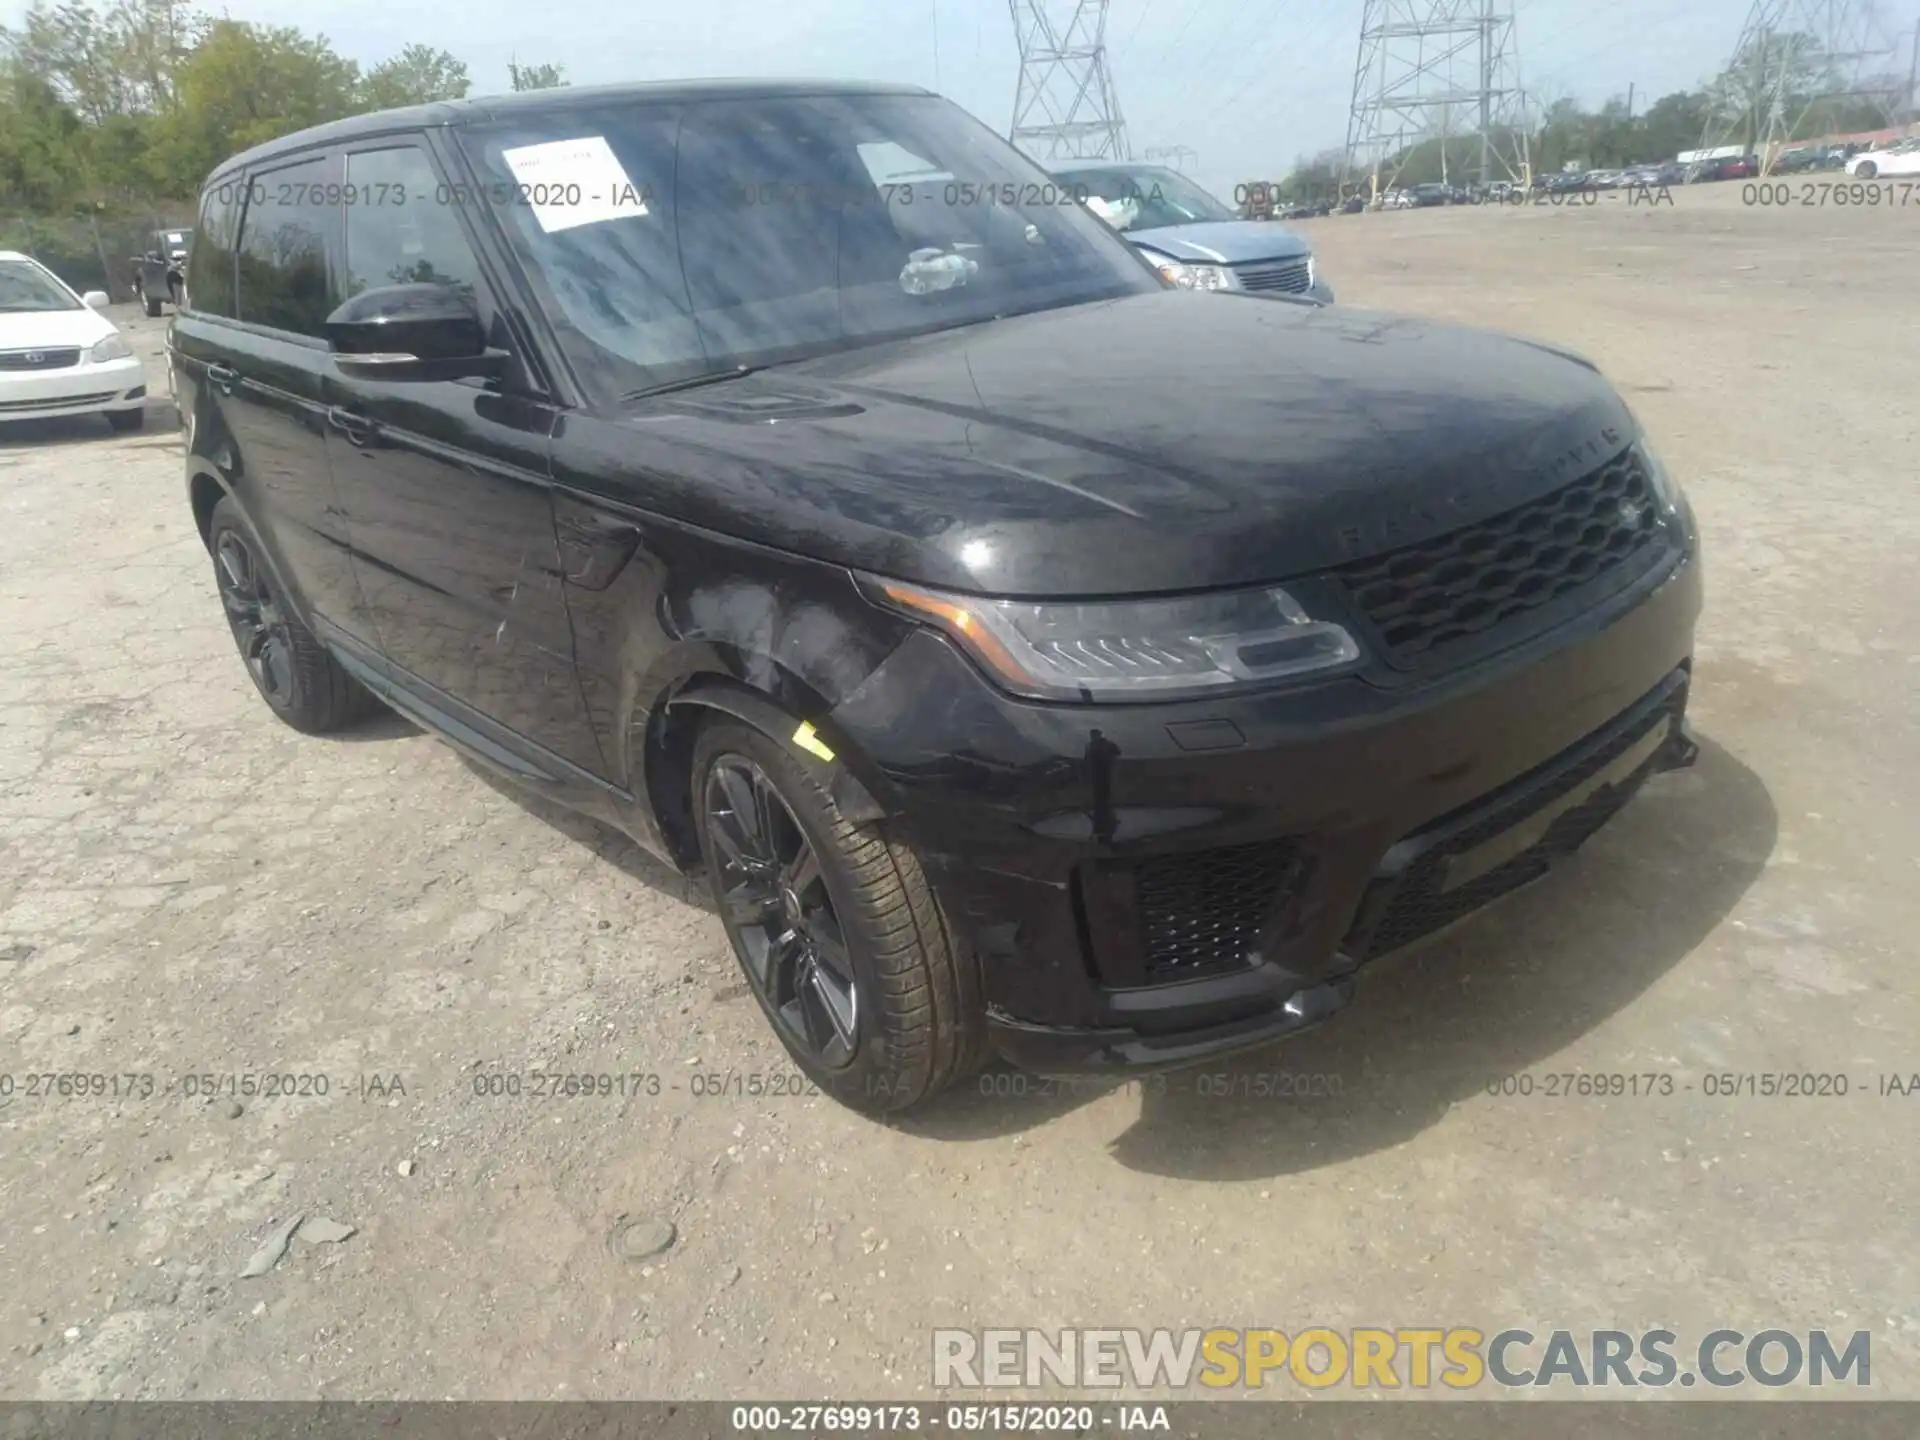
[0, 307, 115, 350]
[560, 290, 1637, 597]
[1119, 220, 1312, 264]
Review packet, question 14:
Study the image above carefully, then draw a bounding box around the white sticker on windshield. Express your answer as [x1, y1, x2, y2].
[499, 135, 651, 233]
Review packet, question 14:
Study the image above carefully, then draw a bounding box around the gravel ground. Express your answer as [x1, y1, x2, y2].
[1, 181, 1916, 1402]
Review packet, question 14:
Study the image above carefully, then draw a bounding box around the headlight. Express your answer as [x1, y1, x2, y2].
[90, 333, 132, 363]
[865, 578, 1361, 702]
[1155, 259, 1239, 292]
[1632, 437, 1685, 513]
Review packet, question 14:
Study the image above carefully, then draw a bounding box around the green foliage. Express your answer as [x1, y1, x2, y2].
[0, 0, 488, 210]
[147, 19, 362, 194]
[508, 60, 567, 92]
[362, 43, 471, 111]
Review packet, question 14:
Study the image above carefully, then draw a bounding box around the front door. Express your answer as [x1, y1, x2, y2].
[319, 140, 605, 777]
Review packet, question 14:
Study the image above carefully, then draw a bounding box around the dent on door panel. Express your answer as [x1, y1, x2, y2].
[326, 385, 606, 775]
[549, 485, 912, 796]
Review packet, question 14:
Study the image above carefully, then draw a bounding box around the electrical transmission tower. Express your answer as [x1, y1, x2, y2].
[1008, 1, 1130, 162]
[1701, 0, 1907, 168]
[1344, 0, 1530, 196]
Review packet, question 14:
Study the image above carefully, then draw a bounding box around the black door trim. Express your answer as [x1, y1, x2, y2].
[316, 618, 635, 809]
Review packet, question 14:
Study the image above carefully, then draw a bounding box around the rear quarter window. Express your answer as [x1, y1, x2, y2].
[187, 180, 242, 317]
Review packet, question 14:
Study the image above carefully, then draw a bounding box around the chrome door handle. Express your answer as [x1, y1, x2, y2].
[326, 406, 377, 446]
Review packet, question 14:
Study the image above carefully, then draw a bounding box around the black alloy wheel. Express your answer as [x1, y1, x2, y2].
[216, 528, 298, 710]
[690, 717, 988, 1114]
[205, 495, 376, 733]
[704, 754, 860, 1068]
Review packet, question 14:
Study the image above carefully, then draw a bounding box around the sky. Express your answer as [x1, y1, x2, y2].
[2, 0, 1893, 195]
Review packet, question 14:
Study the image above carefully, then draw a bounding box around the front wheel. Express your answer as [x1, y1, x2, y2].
[1854, 161, 1877, 180]
[693, 718, 986, 1115]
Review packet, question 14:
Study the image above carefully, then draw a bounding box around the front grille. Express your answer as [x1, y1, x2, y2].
[1133, 838, 1306, 981]
[1234, 256, 1313, 293]
[1347, 684, 1683, 961]
[0, 390, 116, 413]
[0, 348, 81, 371]
[1331, 446, 1671, 667]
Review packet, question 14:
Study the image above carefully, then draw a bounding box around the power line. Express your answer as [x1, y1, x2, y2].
[1112, 0, 1160, 63]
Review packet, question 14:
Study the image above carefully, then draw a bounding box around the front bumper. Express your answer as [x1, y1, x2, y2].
[827, 539, 1703, 1073]
[0, 356, 147, 421]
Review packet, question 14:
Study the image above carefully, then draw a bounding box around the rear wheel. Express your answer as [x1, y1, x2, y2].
[1855, 161, 1877, 179]
[141, 284, 162, 318]
[207, 495, 376, 734]
[693, 717, 986, 1115]
[167, 276, 183, 309]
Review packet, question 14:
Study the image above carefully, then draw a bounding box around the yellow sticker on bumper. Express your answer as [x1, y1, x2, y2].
[791, 721, 836, 762]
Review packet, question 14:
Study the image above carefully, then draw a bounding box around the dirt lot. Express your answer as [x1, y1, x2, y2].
[2, 181, 1917, 1402]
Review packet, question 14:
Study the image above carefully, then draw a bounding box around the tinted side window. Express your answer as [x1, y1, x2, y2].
[186, 180, 241, 317]
[235, 157, 337, 337]
[342, 147, 483, 301]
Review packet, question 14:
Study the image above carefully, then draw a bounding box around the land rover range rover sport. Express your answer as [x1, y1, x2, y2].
[173, 80, 1702, 1114]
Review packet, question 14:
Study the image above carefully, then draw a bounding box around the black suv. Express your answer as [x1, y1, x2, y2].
[132, 227, 192, 315]
[172, 81, 1702, 1114]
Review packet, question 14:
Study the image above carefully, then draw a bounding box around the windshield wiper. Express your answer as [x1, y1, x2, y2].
[620, 364, 762, 402]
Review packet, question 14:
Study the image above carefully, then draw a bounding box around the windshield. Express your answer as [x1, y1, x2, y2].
[0, 260, 80, 313]
[455, 93, 1160, 397]
[1050, 165, 1239, 231]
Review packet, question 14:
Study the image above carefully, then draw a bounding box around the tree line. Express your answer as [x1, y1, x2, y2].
[1277, 29, 1911, 200]
[0, 0, 567, 212]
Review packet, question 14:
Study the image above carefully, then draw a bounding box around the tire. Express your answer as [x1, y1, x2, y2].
[1854, 161, 1876, 180]
[692, 717, 987, 1115]
[206, 495, 378, 734]
[142, 289, 162, 318]
[168, 278, 183, 309]
[105, 408, 144, 433]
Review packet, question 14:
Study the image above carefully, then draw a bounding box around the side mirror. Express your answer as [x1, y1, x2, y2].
[324, 283, 507, 383]
[82, 290, 109, 309]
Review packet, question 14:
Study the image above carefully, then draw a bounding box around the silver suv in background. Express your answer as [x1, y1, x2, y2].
[1051, 162, 1333, 302]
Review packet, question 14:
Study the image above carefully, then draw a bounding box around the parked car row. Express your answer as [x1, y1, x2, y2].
[1769, 146, 1849, 173]
[1581, 163, 1688, 189]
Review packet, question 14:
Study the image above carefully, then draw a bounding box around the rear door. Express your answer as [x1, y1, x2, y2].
[173, 154, 379, 643]
[320, 137, 604, 776]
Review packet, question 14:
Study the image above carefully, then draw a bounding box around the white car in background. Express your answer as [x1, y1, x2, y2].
[0, 251, 147, 431]
[1847, 139, 1920, 179]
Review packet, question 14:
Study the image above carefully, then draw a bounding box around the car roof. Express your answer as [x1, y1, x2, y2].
[0, 250, 42, 263]
[208, 78, 934, 183]
[1050, 161, 1171, 174]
